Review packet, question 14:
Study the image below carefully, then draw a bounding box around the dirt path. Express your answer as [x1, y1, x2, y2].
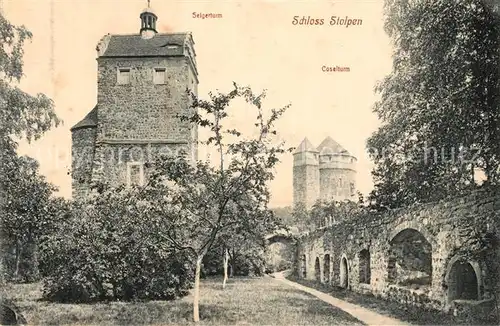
[272, 272, 410, 326]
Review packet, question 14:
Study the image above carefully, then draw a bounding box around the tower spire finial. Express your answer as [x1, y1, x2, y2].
[140, 0, 157, 39]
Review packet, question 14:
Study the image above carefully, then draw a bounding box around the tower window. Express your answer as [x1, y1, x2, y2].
[117, 68, 131, 85]
[154, 68, 166, 84]
[127, 162, 145, 187]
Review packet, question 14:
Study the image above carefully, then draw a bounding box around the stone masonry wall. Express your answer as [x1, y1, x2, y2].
[92, 55, 198, 185]
[91, 142, 189, 187]
[319, 168, 356, 202]
[71, 127, 97, 201]
[96, 56, 197, 142]
[293, 164, 320, 209]
[296, 187, 500, 316]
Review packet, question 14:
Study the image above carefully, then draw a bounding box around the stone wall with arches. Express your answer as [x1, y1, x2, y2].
[296, 186, 500, 316]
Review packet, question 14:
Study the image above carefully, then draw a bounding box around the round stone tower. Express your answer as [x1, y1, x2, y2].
[317, 136, 357, 202]
[70, 105, 98, 201]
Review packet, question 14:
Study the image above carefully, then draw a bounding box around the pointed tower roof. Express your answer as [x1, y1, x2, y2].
[70, 105, 98, 131]
[293, 137, 319, 154]
[317, 136, 349, 155]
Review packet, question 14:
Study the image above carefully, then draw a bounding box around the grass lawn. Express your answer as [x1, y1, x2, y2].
[2, 276, 364, 325]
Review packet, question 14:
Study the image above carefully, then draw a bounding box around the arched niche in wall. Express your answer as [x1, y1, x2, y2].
[340, 254, 349, 289]
[387, 228, 432, 288]
[314, 256, 321, 282]
[323, 254, 331, 284]
[358, 249, 371, 285]
[445, 256, 482, 302]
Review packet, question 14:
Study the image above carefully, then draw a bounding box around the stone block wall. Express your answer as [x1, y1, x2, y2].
[91, 142, 189, 187]
[96, 56, 197, 143]
[296, 186, 500, 315]
[319, 168, 356, 202]
[293, 164, 320, 209]
[71, 127, 97, 201]
[89, 55, 198, 187]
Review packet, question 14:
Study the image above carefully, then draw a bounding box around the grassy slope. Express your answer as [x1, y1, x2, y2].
[3, 276, 364, 325]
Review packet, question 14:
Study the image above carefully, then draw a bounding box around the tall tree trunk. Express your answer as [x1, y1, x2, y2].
[193, 255, 203, 323]
[14, 239, 22, 279]
[222, 247, 229, 289]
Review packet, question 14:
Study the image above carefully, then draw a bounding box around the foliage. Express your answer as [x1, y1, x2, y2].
[291, 203, 311, 233]
[264, 241, 294, 273]
[0, 12, 60, 283]
[39, 82, 289, 317]
[310, 198, 366, 228]
[0, 148, 62, 282]
[271, 206, 294, 226]
[291, 192, 367, 232]
[368, 0, 500, 209]
[40, 184, 194, 303]
[140, 82, 290, 321]
[0, 13, 60, 142]
[203, 233, 267, 278]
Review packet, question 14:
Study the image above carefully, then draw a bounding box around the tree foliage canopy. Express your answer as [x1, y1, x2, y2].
[0, 13, 60, 142]
[368, 0, 500, 209]
[0, 13, 61, 282]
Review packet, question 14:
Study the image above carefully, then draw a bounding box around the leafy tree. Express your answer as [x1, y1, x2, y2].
[143, 83, 290, 322]
[1, 155, 58, 281]
[0, 13, 59, 141]
[368, 0, 500, 209]
[0, 12, 60, 283]
[202, 227, 269, 285]
[219, 218, 276, 288]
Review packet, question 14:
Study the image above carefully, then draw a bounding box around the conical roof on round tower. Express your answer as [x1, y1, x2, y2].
[317, 136, 350, 156]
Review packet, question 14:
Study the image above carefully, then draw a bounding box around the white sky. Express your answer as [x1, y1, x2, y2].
[5, 0, 393, 207]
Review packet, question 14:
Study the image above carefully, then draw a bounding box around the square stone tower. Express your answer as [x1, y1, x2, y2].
[71, 5, 199, 200]
[293, 138, 320, 209]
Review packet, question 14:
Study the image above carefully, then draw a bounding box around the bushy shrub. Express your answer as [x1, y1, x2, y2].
[201, 249, 224, 277]
[202, 244, 266, 278]
[40, 184, 194, 303]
